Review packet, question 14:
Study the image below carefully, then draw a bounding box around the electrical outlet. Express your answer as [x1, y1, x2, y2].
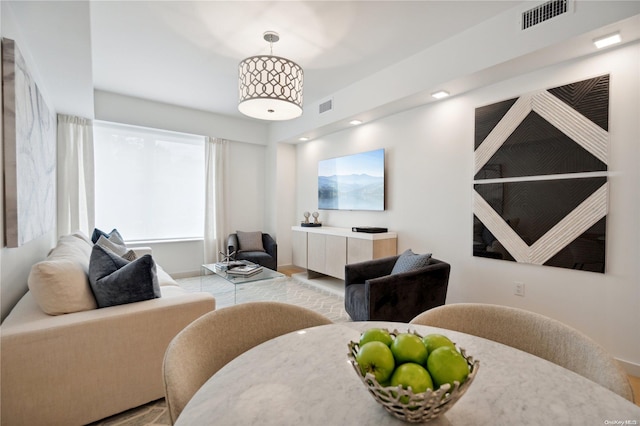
[514, 281, 525, 297]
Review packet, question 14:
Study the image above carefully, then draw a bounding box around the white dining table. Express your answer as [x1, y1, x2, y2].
[175, 321, 640, 426]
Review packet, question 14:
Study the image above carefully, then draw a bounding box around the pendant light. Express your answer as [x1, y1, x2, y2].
[238, 31, 304, 120]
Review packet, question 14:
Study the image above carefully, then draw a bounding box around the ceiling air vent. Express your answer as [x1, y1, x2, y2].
[522, 0, 569, 30]
[319, 98, 333, 114]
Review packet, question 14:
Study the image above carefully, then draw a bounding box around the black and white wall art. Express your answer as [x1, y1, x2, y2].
[473, 75, 609, 273]
[2, 38, 56, 247]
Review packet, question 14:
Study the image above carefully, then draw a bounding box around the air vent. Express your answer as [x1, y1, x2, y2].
[522, 0, 568, 30]
[319, 98, 333, 114]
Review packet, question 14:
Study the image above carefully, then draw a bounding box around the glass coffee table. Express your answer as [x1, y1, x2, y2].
[201, 261, 285, 304]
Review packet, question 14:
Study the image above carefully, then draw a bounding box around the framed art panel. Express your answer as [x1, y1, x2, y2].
[473, 75, 609, 273]
[473, 177, 607, 272]
[2, 38, 56, 247]
[475, 75, 609, 180]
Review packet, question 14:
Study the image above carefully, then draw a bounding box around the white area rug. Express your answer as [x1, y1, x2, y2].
[178, 274, 350, 323]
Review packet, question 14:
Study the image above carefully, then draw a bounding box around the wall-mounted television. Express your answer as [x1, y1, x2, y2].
[318, 148, 385, 211]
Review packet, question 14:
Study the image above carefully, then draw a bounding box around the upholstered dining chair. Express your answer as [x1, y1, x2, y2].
[410, 303, 634, 401]
[162, 302, 332, 424]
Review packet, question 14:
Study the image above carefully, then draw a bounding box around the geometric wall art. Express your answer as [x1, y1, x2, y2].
[473, 75, 609, 272]
[2, 38, 57, 247]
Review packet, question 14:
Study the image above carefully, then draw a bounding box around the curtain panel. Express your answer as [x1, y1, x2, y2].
[57, 114, 95, 237]
[204, 137, 228, 264]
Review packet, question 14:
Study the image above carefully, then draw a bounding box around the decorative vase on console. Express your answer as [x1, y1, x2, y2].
[301, 211, 322, 227]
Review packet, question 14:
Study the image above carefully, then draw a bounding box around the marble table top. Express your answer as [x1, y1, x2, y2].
[175, 321, 640, 425]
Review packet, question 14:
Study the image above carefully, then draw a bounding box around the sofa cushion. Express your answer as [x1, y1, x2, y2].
[236, 231, 265, 252]
[71, 230, 94, 245]
[391, 249, 432, 274]
[89, 245, 161, 308]
[28, 235, 97, 315]
[156, 264, 180, 287]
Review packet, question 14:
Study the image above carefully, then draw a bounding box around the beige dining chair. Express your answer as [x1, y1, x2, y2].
[410, 303, 634, 402]
[162, 301, 333, 424]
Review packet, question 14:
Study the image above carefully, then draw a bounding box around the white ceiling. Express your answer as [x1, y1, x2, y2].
[89, 1, 524, 119]
[6, 0, 637, 142]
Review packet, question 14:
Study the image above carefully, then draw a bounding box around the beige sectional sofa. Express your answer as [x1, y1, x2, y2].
[0, 232, 216, 426]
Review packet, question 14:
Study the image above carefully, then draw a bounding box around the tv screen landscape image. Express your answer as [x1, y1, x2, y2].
[318, 148, 385, 211]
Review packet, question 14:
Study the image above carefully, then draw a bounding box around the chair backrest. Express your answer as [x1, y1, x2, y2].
[410, 303, 633, 401]
[162, 302, 332, 424]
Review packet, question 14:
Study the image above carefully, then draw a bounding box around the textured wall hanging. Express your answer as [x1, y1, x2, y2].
[2, 38, 57, 247]
[473, 75, 609, 272]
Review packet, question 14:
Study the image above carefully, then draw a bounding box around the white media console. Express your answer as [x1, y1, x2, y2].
[291, 226, 398, 280]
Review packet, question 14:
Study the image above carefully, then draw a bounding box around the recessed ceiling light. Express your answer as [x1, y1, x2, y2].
[431, 90, 450, 99]
[298, 137, 309, 142]
[593, 32, 621, 49]
[349, 120, 363, 125]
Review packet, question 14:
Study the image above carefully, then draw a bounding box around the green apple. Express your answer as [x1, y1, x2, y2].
[356, 341, 395, 383]
[427, 346, 469, 390]
[390, 362, 434, 403]
[422, 333, 456, 355]
[391, 333, 428, 365]
[359, 328, 393, 347]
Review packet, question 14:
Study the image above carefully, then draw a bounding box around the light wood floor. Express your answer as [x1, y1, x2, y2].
[277, 264, 306, 276]
[630, 375, 640, 406]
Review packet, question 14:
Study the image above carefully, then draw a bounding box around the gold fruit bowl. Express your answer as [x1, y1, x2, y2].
[347, 330, 479, 423]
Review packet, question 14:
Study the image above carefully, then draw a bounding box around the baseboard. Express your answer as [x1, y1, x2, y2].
[617, 357, 640, 377]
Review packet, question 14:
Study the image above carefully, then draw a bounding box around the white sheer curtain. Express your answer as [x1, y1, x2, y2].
[57, 114, 95, 237]
[204, 137, 228, 264]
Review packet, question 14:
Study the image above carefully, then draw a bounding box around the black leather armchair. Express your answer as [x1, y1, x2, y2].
[344, 255, 450, 322]
[228, 233, 277, 271]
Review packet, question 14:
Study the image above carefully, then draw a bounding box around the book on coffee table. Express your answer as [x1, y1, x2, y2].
[226, 264, 263, 276]
[213, 261, 246, 272]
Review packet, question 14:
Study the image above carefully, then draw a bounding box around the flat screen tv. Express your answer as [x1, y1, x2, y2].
[318, 148, 385, 211]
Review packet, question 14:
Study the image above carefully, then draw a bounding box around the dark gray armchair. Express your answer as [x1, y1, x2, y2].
[228, 233, 277, 271]
[344, 255, 450, 322]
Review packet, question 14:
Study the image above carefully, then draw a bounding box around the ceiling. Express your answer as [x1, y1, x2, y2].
[89, 1, 524, 120]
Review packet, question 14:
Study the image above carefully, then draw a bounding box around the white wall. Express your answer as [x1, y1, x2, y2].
[226, 141, 267, 234]
[0, 2, 58, 321]
[94, 91, 267, 145]
[274, 143, 298, 266]
[295, 43, 640, 373]
[3, 1, 93, 117]
[94, 92, 269, 277]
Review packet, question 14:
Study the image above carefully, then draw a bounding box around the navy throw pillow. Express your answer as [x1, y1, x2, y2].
[91, 227, 123, 244]
[88, 244, 160, 308]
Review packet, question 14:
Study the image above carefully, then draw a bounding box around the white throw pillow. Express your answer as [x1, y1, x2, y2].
[96, 235, 128, 256]
[28, 260, 98, 315]
[28, 237, 97, 315]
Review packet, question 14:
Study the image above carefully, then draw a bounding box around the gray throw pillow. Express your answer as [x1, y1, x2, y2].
[121, 250, 138, 261]
[236, 231, 265, 252]
[391, 249, 432, 274]
[88, 245, 160, 308]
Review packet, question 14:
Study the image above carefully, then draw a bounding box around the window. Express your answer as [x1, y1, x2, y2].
[93, 121, 205, 241]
